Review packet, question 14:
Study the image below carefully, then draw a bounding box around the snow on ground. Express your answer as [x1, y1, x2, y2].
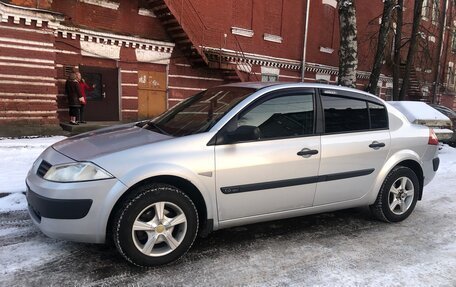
[0, 193, 27, 213]
[0, 136, 65, 194]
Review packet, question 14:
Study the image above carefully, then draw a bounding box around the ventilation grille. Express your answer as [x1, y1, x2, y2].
[36, 160, 52, 178]
[64, 66, 75, 77]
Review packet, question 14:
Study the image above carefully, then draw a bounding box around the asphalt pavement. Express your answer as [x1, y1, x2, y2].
[0, 196, 455, 287]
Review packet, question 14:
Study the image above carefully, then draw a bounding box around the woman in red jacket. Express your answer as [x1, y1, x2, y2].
[76, 72, 95, 124]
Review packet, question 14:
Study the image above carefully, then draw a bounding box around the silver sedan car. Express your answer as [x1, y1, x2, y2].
[26, 83, 440, 266]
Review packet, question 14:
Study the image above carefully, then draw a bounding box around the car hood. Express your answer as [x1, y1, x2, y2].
[52, 123, 172, 161]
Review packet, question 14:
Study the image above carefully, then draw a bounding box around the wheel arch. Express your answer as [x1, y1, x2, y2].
[369, 150, 424, 204]
[393, 159, 424, 200]
[106, 175, 212, 242]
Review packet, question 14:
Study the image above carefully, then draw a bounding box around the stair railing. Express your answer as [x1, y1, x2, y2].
[233, 35, 259, 81]
[165, 0, 210, 63]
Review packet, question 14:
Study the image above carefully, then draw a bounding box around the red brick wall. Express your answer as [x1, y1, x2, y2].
[7, 0, 53, 9]
[51, 0, 169, 42]
[190, 0, 305, 60]
[0, 19, 59, 127]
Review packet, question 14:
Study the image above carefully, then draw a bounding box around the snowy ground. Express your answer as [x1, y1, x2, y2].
[0, 136, 65, 194]
[0, 137, 455, 286]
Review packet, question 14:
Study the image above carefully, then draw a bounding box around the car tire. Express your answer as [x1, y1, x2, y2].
[112, 183, 199, 267]
[370, 166, 419, 223]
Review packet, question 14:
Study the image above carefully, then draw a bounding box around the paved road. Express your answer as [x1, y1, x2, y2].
[1, 193, 455, 287]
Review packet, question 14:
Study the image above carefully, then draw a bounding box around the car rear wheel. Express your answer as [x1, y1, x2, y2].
[112, 184, 198, 267]
[370, 166, 419, 223]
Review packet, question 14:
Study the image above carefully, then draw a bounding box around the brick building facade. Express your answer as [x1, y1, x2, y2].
[0, 0, 455, 134]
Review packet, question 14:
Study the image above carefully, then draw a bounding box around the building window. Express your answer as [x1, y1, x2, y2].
[64, 65, 75, 77]
[385, 88, 393, 100]
[452, 31, 456, 52]
[262, 74, 278, 82]
[432, 0, 440, 22]
[448, 65, 456, 89]
[422, 0, 430, 18]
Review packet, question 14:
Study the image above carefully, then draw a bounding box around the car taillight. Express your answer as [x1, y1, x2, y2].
[428, 129, 439, 145]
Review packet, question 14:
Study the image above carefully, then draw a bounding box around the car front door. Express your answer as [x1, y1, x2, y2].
[313, 89, 391, 206]
[214, 89, 321, 222]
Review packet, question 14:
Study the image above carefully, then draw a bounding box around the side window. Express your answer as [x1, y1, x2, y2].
[238, 93, 315, 139]
[322, 95, 369, 133]
[369, 102, 388, 129]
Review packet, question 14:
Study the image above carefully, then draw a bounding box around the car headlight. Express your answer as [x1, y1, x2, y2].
[43, 162, 113, 182]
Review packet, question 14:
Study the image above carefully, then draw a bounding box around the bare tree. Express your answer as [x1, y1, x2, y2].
[392, 0, 403, 100]
[366, 0, 396, 95]
[338, 0, 358, 88]
[399, 0, 424, 100]
[431, 0, 448, 103]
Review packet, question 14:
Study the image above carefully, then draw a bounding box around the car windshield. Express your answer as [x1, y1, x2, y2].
[432, 106, 456, 118]
[141, 86, 256, 137]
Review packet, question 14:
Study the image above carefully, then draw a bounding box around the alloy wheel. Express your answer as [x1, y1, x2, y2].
[388, 176, 414, 215]
[131, 201, 187, 257]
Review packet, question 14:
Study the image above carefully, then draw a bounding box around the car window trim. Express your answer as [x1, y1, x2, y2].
[208, 88, 318, 146]
[319, 90, 389, 134]
[320, 88, 385, 106]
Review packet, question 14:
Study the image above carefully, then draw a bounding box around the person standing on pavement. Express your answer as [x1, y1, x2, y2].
[65, 72, 83, 125]
[76, 72, 95, 124]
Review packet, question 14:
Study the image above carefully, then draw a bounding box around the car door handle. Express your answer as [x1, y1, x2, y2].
[369, 141, 385, 149]
[297, 148, 319, 157]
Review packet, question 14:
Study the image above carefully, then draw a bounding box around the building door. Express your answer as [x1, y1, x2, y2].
[138, 70, 167, 120]
[80, 66, 119, 121]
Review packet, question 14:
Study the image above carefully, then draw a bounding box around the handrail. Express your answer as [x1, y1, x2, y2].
[165, 0, 256, 81]
[184, 0, 208, 30]
[233, 35, 259, 81]
[165, 0, 210, 63]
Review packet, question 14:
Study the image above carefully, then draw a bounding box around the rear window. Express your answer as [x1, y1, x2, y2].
[369, 102, 388, 129]
[322, 95, 388, 133]
[322, 95, 369, 133]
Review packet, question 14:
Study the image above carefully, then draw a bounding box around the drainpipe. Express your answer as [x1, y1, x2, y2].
[301, 0, 311, 82]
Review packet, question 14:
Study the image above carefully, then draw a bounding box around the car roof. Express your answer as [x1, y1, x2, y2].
[221, 81, 383, 103]
[222, 81, 370, 94]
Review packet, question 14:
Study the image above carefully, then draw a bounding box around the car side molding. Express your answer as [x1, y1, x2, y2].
[220, 169, 375, 194]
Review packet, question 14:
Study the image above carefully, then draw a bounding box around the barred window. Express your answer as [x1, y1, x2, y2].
[432, 0, 440, 22]
[422, 0, 430, 18]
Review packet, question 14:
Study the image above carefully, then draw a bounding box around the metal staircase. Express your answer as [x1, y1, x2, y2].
[400, 64, 425, 101]
[147, 0, 253, 82]
[147, 0, 208, 67]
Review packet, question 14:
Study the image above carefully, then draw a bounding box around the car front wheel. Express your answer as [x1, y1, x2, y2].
[370, 166, 419, 223]
[112, 184, 199, 267]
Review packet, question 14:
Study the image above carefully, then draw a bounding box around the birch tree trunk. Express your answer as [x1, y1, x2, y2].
[338, 0, 358, 88]
[399, 0, 424, 100]
[366, 0, 395, 95]
[392, 0, 403, 101]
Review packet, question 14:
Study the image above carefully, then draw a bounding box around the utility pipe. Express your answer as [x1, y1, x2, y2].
[301, 0, 311, 82]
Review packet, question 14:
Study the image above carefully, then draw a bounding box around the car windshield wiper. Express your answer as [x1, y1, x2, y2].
[142, 121, 171, 136]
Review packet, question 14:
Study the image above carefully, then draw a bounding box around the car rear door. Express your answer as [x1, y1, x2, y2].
[214, 88, 321, 221]
[313, 89, 391, 206]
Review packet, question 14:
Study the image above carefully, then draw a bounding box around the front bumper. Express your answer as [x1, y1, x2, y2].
[26, 147, 128, 244]
[26, 188, 93, 220]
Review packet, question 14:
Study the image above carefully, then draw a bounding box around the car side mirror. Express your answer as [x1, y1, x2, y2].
[224, 125, 261, 143]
